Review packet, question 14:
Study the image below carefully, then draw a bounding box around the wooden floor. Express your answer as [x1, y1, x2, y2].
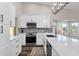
[19, 44, 45, 56]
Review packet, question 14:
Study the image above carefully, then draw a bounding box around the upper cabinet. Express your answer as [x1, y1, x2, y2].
[20, 15, 51, 28]
[36, 15, 51, 28]
[0, 3, 10, 25]
[20, 16, 26, 28]
[0, 3, 16, 26]
[9, 3, 16, 26]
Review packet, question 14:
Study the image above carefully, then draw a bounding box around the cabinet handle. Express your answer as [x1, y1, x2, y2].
[0, 26, 3, 34]
[1, 14, 3, 22]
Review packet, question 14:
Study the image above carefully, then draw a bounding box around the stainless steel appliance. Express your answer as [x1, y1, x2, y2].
[26, 33, 36, 43]
[27, 22, 36, 28]
[47, 40, 52, 56]
[46, 35, 56, 37]
[26, 32, 36, 43]
[26, 22, 36, 43]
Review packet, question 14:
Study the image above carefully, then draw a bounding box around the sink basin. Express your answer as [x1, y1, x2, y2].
[46, 35, 56, 37]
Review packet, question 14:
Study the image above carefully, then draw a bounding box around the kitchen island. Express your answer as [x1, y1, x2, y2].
[42, 33, 79, 56]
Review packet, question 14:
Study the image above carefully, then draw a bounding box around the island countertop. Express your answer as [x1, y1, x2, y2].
[43, 33, 79, 56]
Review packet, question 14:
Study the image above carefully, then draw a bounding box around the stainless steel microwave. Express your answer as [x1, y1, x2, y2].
[27, 22, 36, 28]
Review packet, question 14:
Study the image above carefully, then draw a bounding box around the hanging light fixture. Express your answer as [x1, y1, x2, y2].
[52, 2, 69, 15]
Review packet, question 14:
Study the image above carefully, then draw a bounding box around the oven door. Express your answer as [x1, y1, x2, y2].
[26, 36, 36, 43]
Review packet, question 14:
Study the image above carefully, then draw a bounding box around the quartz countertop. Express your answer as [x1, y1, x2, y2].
[43, 33, 79, 56]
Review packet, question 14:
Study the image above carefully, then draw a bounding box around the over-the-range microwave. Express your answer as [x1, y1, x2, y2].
[27, 22, 36, 28]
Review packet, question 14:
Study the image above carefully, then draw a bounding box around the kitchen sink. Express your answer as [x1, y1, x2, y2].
[46, 35, 56, 37]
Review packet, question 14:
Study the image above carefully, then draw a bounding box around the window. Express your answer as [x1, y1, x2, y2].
[57, 22, 68, 35]
[70, 23, 79, 35]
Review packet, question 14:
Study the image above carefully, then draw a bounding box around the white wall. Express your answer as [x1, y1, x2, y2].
[21, 3, 52, 15]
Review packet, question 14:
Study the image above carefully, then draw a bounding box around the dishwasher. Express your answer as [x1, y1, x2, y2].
[46, 41, 52, 56]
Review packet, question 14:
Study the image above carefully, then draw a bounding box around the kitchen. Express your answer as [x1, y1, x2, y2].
[0, 2, 79, 56]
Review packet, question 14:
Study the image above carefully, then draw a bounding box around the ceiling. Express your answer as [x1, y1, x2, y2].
[32, 2, 54, 7]
[21, 2, 79, 12]
[36, 2, 79, 13]
[21, 2, 54, 7]
[64, 2, 79, 13]
[21, 2, 79, 21]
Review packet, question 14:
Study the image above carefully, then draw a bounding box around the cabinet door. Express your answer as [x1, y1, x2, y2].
[20, 16, 26, 28]
[9, 3, 16, 26]
[36, 34, 44, 45]
[0, 24, 9, 46]
[21, 34, 26, 45]
[37, 16, 50, 28]
[1, 3, 10, 25]
[3, 24, 10, 41]
[36, 16, 43, 28]
[0, 4, 3, 24]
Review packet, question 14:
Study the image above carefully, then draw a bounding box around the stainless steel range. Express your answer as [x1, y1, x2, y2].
[26, 32, 36, 43]
[26, 22, 37, 43]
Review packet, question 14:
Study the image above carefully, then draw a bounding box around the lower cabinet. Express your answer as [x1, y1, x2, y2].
[36, 34, 44, 45]
[21, 33, 26, 45]
[10, 36, 22, 56]
[9, 34, 26, 56]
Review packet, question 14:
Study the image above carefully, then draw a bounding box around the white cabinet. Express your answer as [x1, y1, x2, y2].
[20, 16, 26, 28]
[0, 2, 16, 56]
[0, 3, 10, 55]
[36, 16, 50, 28]
[20, 15, 50, 28]
[43, 37, 47, 55]
[20, 33, 26, 45]
[9, 3, 16, 26]
[36, 33, 44, 45]
[0, 3, 10, 25]
[3, 24, 10, 40]
[10, 35, 22, 56]
[25, 15, 37, 23]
